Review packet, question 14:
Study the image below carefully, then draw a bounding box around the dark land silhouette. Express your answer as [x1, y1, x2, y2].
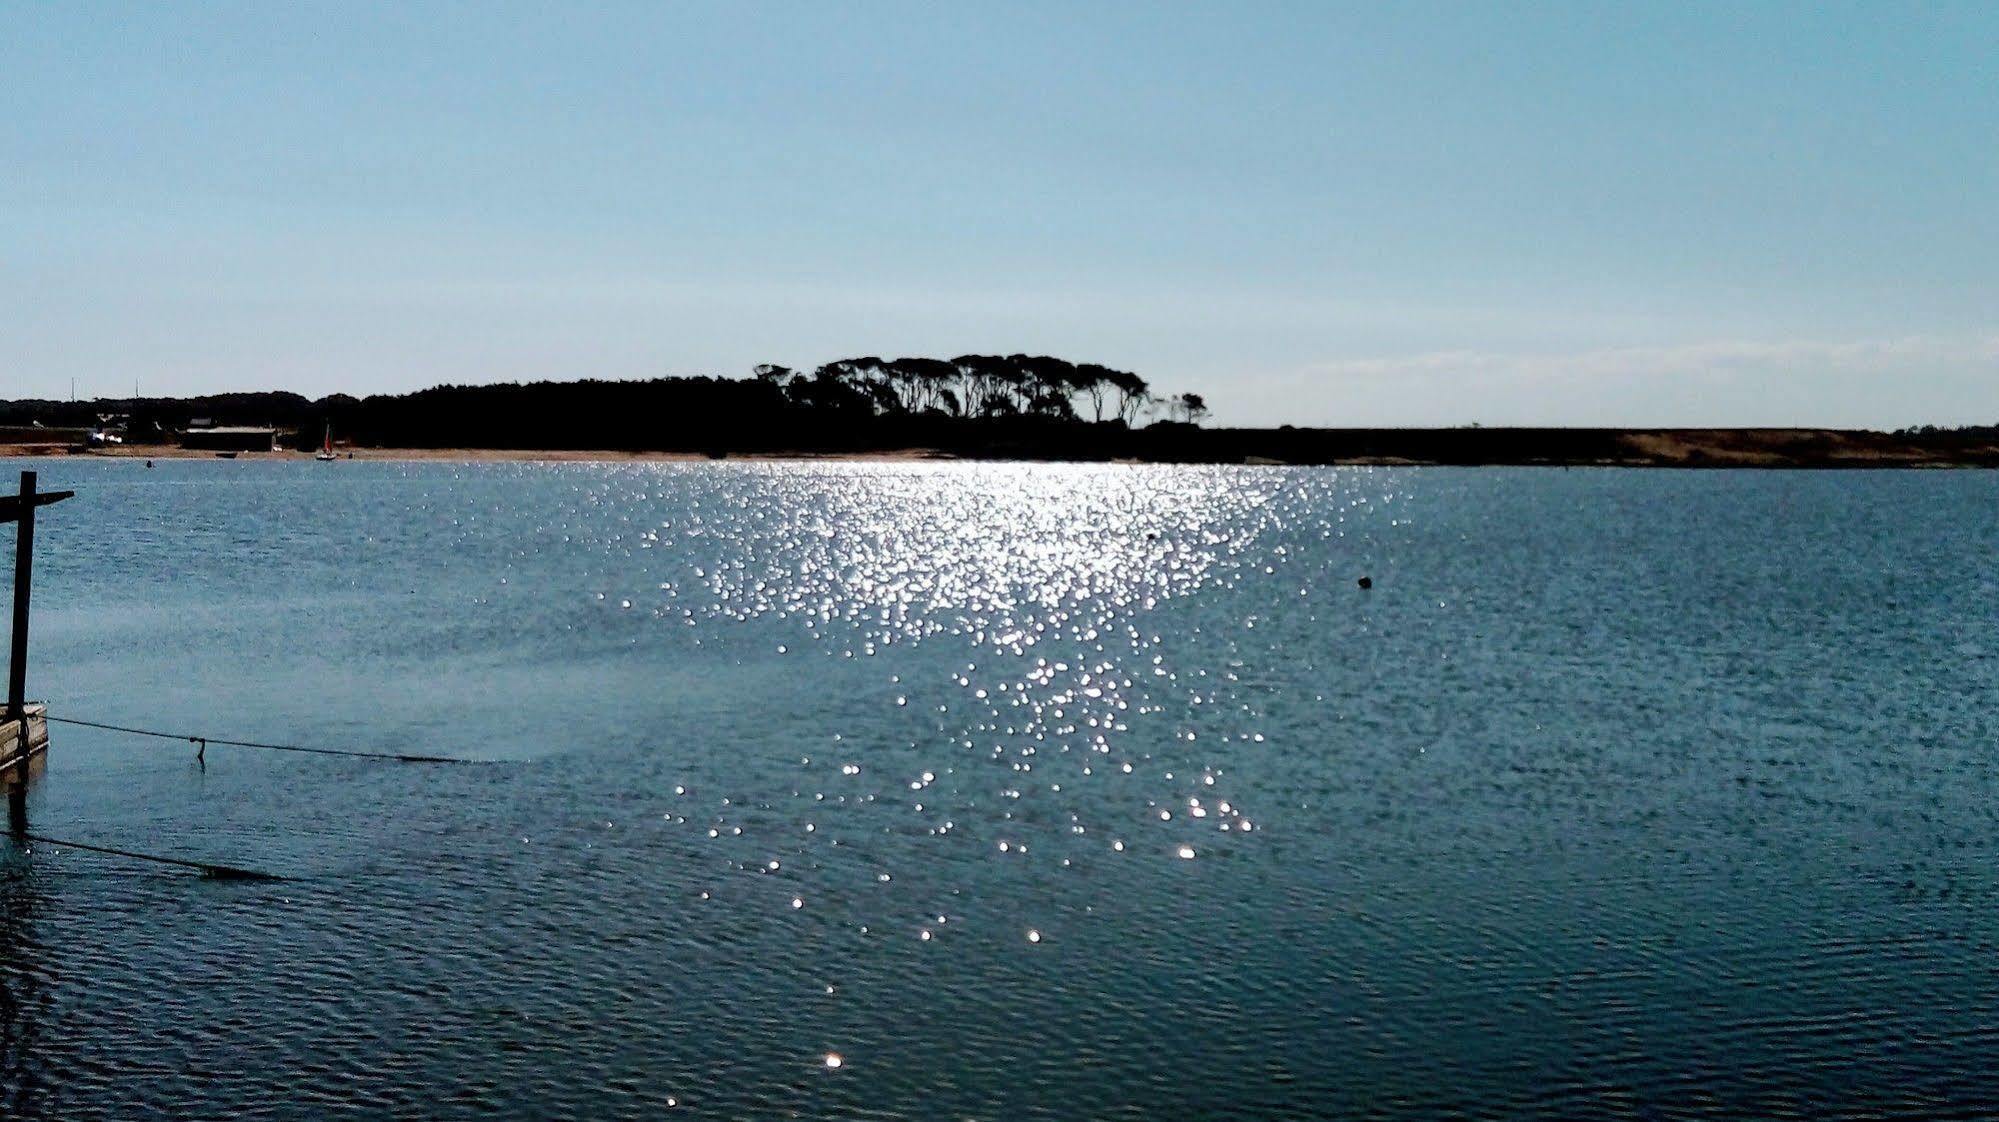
[3, 355, 1998, 467]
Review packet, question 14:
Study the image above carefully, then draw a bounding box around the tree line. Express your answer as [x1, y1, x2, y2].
[752, 354, 1206, 425]
[0, 354, 1214, 452]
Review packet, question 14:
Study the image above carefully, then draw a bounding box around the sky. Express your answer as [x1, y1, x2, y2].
[3, 1, 1995, 427]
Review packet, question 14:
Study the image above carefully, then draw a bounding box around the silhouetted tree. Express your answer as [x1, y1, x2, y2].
[951, 355, 1014, 419]
[1110, 370, 1150, 424]
[813, 358, 903, 416]
[886, 357, 959, 414]
[1021, 355, 1083, 419]
[1171, 392, 1209, 425]
[1074, 363, 1120, 422]
[793, 364, 877, 414]
[1022, 356, 1080, 420]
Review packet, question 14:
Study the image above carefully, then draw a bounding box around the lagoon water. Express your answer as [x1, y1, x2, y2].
[3, 458, 1998, 1118]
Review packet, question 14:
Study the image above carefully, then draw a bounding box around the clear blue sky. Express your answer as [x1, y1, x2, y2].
[4, 1, 1994, 426]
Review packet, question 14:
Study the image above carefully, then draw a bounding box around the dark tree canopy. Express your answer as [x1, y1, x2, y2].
[0, 355, 1213, 454]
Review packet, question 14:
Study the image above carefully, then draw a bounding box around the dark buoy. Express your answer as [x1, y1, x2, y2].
[1357, 576, 1372, 590]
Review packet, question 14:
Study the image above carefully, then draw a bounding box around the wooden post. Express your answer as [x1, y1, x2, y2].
[1, 469, 69, 725]
[0, 470, 70, 799]
[7, 470, 35, 723]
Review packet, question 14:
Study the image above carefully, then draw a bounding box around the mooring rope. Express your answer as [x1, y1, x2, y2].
[42, 714, 468, 764]
[19, 833, 284, 881]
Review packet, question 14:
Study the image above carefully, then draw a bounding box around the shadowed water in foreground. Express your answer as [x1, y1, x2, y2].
[2, 459, 1997, 1118]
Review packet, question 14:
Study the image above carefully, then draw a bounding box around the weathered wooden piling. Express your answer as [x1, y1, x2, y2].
[0, 702, 48, 783]
[3, 470, 73, 787]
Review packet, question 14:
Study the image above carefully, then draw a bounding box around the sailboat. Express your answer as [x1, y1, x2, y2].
[315, 423, 337, 461]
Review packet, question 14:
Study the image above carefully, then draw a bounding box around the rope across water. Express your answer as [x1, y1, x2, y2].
[42, 713, 470, 764]
[19, 833, 283, 880]
[4, 710, 475, 879]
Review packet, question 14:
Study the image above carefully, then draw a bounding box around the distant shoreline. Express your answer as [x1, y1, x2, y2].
[0, 443, 962, 464]
[6, 428, 1999, 469]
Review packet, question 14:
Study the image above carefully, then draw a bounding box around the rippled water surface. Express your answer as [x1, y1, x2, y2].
[3, 459, 1998, 1118]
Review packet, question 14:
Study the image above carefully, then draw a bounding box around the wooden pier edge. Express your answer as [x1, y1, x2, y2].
[0, 702, 49, 780]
